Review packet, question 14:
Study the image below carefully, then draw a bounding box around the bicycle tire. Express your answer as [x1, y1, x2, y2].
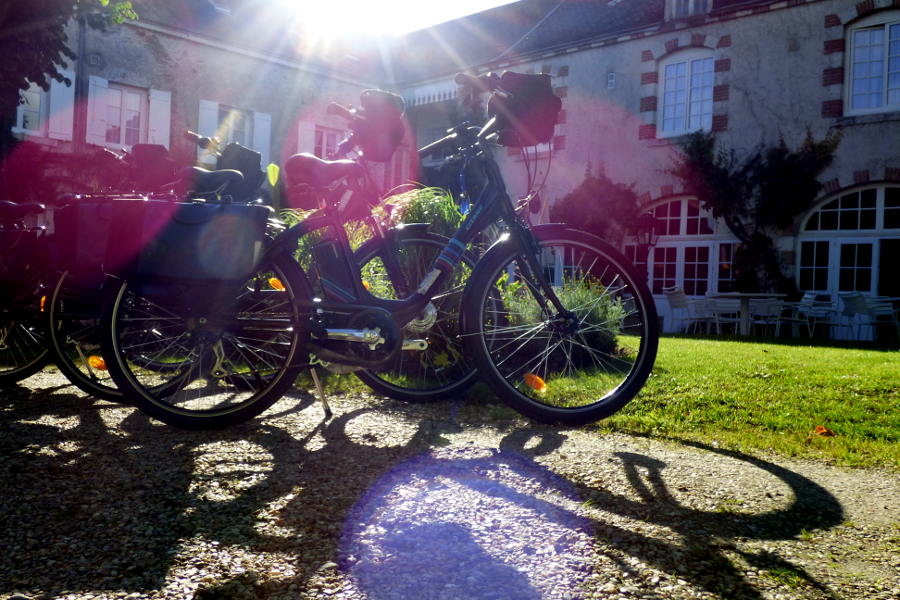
[100, 253, 311, 429]
[46, 271, 123, 400]
[0, 301, 51, 385]
[460, 225, 658, 425]
[353, 229, 478, 402]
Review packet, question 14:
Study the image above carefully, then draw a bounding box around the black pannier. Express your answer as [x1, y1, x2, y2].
[353, 89, 406, 162]
[57, 197, 270, 285]
[487, 72, 562, 147]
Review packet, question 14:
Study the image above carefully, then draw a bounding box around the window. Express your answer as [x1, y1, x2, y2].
[838, 243, 873, 292]
[799, 241, 830, 291]
[717, 243, 738, 292]
[672, 0, 710, 18]
[651, 247, 677, 294]
[886, 187, 900, 228]
[16, 82, 46, 134]
[652, 199, 714, 236]
[683, 246, 710, 295]
[218, 105, 253, 147]
[104, 83, 148, 147]
[659, 51, 714, 136]
[847, 12, 900, 114]
[804, 189, 877, 231]
[314, 126, 341, 159]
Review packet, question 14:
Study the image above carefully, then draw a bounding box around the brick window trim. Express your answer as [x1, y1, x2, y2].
[638, 123, 657, 140]
[853, 169, 870, 184]
[711, 114, 728, 132]
[824, 14, 841, 28]
[640, 96, 658, 112]
[714, 58, 731, 73]
[824, 39, 845, 54]
[822, 67, 844, 86]
[822, 99, 844, 118]
[713, 84, 730, 102]
[641, 71, 659, 85]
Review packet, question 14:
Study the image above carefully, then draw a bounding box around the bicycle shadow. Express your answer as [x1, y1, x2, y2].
[0, 385, 846, 599]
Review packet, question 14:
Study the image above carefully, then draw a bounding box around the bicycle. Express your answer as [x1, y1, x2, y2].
[0, 201, 52, 385]
[99, 72, 658, 429]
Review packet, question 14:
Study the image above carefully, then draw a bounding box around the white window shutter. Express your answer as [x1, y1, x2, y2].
[252, 111, 271, 165]
[148, 89, 171, 148]
[48, 70, 75, 141]
[297, 121, 316, 153]
[198, 99, 219, 163]
[86, 75, 109, 146]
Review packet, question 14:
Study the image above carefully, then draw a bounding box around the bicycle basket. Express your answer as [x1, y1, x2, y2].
[353, 89, 406, 162]
[487, 72, 561, 147]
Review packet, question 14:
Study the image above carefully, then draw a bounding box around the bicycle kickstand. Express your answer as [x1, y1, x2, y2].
[309, 367, 333, 419]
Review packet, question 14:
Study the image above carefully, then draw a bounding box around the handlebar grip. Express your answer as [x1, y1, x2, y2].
[454, 72, 499, 92]
[327, 102, 355, 121]
[184, 130, 217, 150]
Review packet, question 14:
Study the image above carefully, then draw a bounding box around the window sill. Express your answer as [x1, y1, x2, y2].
[835, 111, 900, 127]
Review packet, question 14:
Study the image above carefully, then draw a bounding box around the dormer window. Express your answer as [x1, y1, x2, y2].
[669, 0, 711, 20]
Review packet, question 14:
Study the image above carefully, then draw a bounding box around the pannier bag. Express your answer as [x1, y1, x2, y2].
[487, 72, 562, 147]
[57, 196, 270, 285]
[353, 89, 406, 162]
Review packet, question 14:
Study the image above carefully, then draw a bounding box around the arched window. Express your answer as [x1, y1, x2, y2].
[798, 185, 900, 295]
[657, 49, 714, 137]
[846, 10, 900, 115]
[623, 198, 738, 295]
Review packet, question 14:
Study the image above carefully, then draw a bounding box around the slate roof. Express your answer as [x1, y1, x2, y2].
[386, 0, 775, 85]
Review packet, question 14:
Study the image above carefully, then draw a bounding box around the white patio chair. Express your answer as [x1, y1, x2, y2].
[782, 292, 839, 338]
[663, 286, 711, 333]
[865, 296, 900, 343]
[709, 297, 741, 334]
[750, 298, 784, 336]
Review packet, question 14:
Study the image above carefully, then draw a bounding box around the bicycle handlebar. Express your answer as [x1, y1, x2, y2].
[327, 102, 355, 121]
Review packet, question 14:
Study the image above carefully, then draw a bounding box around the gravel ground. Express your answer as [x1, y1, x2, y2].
[1, 368, 898, 600]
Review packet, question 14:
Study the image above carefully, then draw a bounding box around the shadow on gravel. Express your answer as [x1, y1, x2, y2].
[0, 383, 845, 600]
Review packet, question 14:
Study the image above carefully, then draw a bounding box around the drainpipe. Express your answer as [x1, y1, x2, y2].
[72, 15, 88, 154]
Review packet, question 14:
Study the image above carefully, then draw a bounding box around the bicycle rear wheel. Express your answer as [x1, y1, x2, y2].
[47, 271, 122, 400]
[0, 296, 51, 385]
[100, 254, 310, 429]
[461, 226, 658, 425]
[353, 229, 477, 402]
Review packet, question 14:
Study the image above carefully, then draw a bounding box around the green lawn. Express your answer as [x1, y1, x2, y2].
[593, 336, 899, 470]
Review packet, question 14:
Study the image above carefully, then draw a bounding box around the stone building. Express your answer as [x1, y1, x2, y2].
[388, 0, 900, 334]
[11, 0, 900, 335]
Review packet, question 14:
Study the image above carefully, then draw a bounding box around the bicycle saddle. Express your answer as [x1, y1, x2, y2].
[0, 201, 45, 221]
[284, 153, 363, 188]
[174, 166, 244, 193]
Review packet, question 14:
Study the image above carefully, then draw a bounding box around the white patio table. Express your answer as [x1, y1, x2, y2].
[705, 292, 787, 336]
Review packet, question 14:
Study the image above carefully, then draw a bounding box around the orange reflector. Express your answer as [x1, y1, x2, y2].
[523, 373, 547, 393]
[40, 295, 47, 312]
[362, 280, 371, 291]
[268, 277, 285, 291]
[88, 355, 107, 370]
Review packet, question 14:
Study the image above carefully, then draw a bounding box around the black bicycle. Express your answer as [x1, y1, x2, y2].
[99, 72, 658, 429]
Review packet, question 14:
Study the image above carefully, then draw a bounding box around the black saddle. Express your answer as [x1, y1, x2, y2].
[0, 201, 45, 221]
[284, 153, 363, 188]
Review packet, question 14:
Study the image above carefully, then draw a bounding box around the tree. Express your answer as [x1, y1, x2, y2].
[0, 0, 136, 155]
[549, 165, 640, 247]
[671, 130, 840, 296]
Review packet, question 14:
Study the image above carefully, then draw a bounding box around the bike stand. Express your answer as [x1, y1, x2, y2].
[309, 367, 333, 419]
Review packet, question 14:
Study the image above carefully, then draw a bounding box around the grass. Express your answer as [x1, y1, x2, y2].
[299, 335, 898, 470]
[591, 336, 899, 470]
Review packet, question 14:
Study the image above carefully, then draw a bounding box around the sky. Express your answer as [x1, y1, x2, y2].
[285, 0, 520, 37]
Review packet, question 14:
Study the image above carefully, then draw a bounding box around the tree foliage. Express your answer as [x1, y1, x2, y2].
[549, 165, 640, 246]
[0, 0, 136, 150]
[671, 130, 841, 293]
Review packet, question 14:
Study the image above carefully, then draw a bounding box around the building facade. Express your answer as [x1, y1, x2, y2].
[392, 0, 900, 334]
[9, 0, 900, 335]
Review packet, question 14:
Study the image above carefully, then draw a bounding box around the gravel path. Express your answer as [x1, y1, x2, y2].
[1, 369, 898, 600]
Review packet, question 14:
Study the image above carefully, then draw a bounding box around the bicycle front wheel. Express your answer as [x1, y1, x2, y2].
[47, 271, 122, 400]
[461, 226, 658, 425]
[0, 298, 50, 385]
[100, 254, 310, 429]
[353, 229, 477, 402]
